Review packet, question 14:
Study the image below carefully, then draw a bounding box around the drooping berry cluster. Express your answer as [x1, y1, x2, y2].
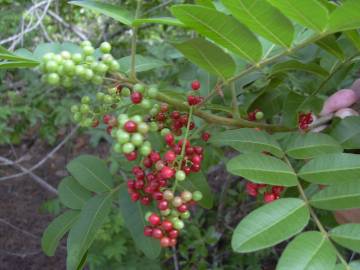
[245, 181, 284, 203]
[247, 109, 264, 121]
[187, 80, 204, 106]
[40, 41, 119, 87]
[298, 112, 314, 130]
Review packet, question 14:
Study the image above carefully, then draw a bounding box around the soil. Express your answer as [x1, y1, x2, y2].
[0, 131, 108, 270]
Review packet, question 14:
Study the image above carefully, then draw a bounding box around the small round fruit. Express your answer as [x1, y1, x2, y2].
[173, 219, 184, 230]
[160, 209, 171, 216]
[124, 120, 137, 133]
[143, 226, 153, 237]
[81, 96, 91, 104]
[163, 190, 174, 201]
[133, 83, 145, 93]
[137, 122, 149, 134]
[160, 237, 170, 247]
[80, 104, 90, 113]
[180, 211, 191, 219]
[109, 60, 120, 71]
[131, 91, 143, 104]
[45, 60, 58, 73]
[92, 75, 103, 85]
[99, 41, 111, 53]
[121, 87, 131, 97]
[148, 213, 161, 226]
[172, 196, 183, 207]
[83, 45, 95, 56]
[81, 40, 92, 47]
[60, 51, 71, 59]
[95, 62, 108, 74]
[152, 228, 163, 239]
[101, 53, 113, 64]
[192, 191, 203, 201]
[47, 73, 60, 85]
[116, 130, 130, 144]
[181, 191, 192, 202]
[84, 69, 94, 80]
[140, 144, 151, 156]
[131, 115, 143, 124]
[75, 65, 86, 76]
[72, 53, 83, 64]
[255, 111, 264, 120]
[140, 99, 151, 109]
[158, 200, 169, 211]
[71, 105, 79, 113]
[131, 133, 144, 146]
[191, 80, 201, 90]
[113, 143, 122, 153]
[175, 170, 186, 181]
[148, 86, 158, 98]
[122, 142, 135, 154]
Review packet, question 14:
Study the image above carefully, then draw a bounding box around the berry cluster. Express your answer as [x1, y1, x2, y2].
[143, 189, 202, 247]
[247, 109, 264, 121]
[298, 112, 314, 130]
[40, 41, 119, 87]
[187, 80, 204, 106]
[245, 181, 284, 203]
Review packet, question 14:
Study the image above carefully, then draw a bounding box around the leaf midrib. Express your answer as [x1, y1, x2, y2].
[72, 162, 112, 191]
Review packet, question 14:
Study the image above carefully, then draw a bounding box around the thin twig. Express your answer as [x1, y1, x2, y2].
[172, 246, 180, 270]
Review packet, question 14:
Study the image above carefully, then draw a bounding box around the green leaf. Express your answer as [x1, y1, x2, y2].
[118, 185, 161, 259]
[0, 61, 39, 69]
[76, 252, 88, 270]
[267, 0, 328, 32]
[41, 210, 80, 256]
[310, 183, 360, 210]
[171, 5, 262, 63]
[118, 55, 167, 74]
[195, 0, 215, 8]
[67, 193, 113, 270]
[222, 0, 294, 47]
[277, 231, 336, 270]
[298, 153, 360, 185]
[174, 38, 236, 80]
[330, 224, 360, 253]
[69, 0, 134, 26]
[179, 171, 214, 209]
[210, 128, 284, 158]
[271, 60, 329, 77]
[316, 35, 345, 60]
[232, 198, 309, 252]
[345, 30, 360, 51]
[58, 176, 92, 210]
[329, 0, 360, 32]
[226, 153, 298, 187]
[285, 132, 343, 159]
[132, 17, 185, 27]
[330, 116, 360, 149]
[67, 155, 113, 193]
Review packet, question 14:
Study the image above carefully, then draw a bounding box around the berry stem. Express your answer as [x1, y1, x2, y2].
[130, 0, 142, 81]
[284, 156, 350, 270]
[230, 82, 240, 119]
[173, 106, 193, 191]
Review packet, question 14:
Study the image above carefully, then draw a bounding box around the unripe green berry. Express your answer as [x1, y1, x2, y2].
[160, 209, 171, 216]
[84, 69, 94, 80]
[63, 60, 75, 75]
[131, 133, 144, 146]
[148, 87, 158, 98]
[161, 128, 171, 136]
[131, 115, 142, 124]
[140, 99, 151, 109]
[109, 60, 120, 71]
[181, 191, 192, 202]
[116, 130, 130, 144]
[60, 51, 71, 60]
[149, 122, 158, 132]
[96, 92, 105, 101]
[85, 56, 95, 63]
[137, 122, 149, 134]
[72, 53, 83, 64]
[80, 104, 90, 113]
[71, 105, 79, 113]
[175, 170, 186, 181]
[45, 60, 58, 72]
[102, 54, 113, 64]
[192, 191, 203, 201]
[81, 96, 91, 104]
[43, 52, 55, 61]
[255, 111, 264, 120]
[140, 144, 151, 156]
[53, 54, 63, 63]
[92, 75, 103, 85]
[81, 40, 92, 47]
[121, 87, 131, 97]
[75, 65, 86, 76]
[47, 73, 60, 85]
[113, 143, 122, 153]
[133, 84, 145, 93]
[104, 95, 113, 104]
[83, 45, 95, 56]
[73, 112, 82, 122]
[173, 220, 184, 230]
[63, 78, 73, 89]
[180, 211, 190, 220]
[95, 62, 108, 74]
[170, 216, 180, 223]
[145, 211, 153, 221]
[83, 118, 93, 127]
[122, 142, 135, 154]
[108, 87, 117, 95]
[99, 41, 111, 54]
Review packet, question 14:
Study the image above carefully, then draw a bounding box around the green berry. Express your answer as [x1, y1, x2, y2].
[84, 69, 94, 80]
[73, 112, 82, 122]
[140, 99, 151, 109]
[121, 87, 131, 97]
[99, 42, 111, 53]
[60, 51, 71, 60]
[149, 122, 158, 132]
[43, 52, 55, 61]
[148, 86, 158, 98]
[131, 133, 144, 146]
[133, 84, 145, 93]
[175, 170, 186, 181]
[71, 105, 79, 113]
[101, 54, 113, 64]
[83, 118, 93, 127]
[192, 191, 203, 201]
[92, 75, 103, 85]
[81, 96, 91, 104]
[160, 209, 171, 216]
[113, 143, 122, 153]
[85, 56, 95, 63]
[81, 40, 92, 47]
[62, 77, 73, 88]
[83, 45, 95, 56]
[137, 122, 149, 134]
[104, 95, 113, 104]
[180, 211, 190, 220]
[140, 144, 151, 156]
[181, 191, 192, 202]
[45, 60, 58, 72]
[108, 87, 117, 95]
[80, 104, 90, 113]
[116, 130, 130, 144]
[47, 73, 60, 85]
[173, 220, 184, 230]
[96, 92, 105, 101]
[53, 54, 63, 63]
[95, 62, 108, 74]
[255, 111, 264, 120]
[145, 211, 153, 221]
[131, 115, 142, 124]
[160, 128, 171, 136]
[72, 53, 83, 64]
[122, 142, 135, 154]
[63, 60, 75, 75]
[75, 65, 86, 76]
[109, 60, 120, 71]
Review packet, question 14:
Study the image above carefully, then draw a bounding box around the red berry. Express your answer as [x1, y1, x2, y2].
[125, 151, 137, 161]
[106, 126, 113, 135]
[143, 157, 153, 168]
[134, 180, 144, 190]
[191, 163, 201, 172]
[161, 220, 173, 231]
[264, 192, 276, 203]
[164, 150, 176, 162]
[131, 192, 140, 202]
[189, 122, 195, 130]
[180, 115, 188, 125]
[194, 146, 203, 155]
[191, 80, 201, 91]
[161, 166, 174, 179]
[165, 133, 175, 146]
[148, 213, 161, 226]
[160, 103, 169, 113]
[158, 200, 169, 210]
[124, 120, 137, 133]
[156, 112, 166, 122]
[169, 229, 179, 239]
[152, 191, 163, 201]
[187, 95, 196, 106]
[183, 166, 191, 175]
[160, 237, 171, 247]
[150, 151, 161, 163]
[192, 155, 202, 165]
[103, 114, 111, 124]
[272, 186, 284, 195]
[144, 226, 153, 237]
[141, 196, 151, 205]
[169, 238, 177, 247]
[177, 204, 188, 213]
[173, 145, 182, 155]
[171, 111, 180, 119]
[152, 228, 163, 239]
[127, 180, 135, 189]
[131, 91, 143, 104]
[202, 132, 210, 142]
